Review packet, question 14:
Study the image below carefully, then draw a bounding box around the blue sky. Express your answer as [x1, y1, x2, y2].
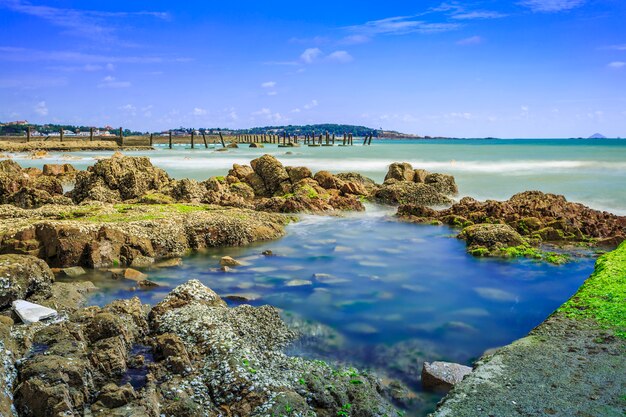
[0, 0, 624, 137]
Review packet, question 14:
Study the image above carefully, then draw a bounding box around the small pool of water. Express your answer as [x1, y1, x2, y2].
[71, 206, 596, 415]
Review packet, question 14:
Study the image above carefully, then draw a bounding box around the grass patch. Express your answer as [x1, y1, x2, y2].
[559, 241, 626, 338]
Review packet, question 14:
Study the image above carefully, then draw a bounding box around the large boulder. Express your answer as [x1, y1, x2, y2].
[459, 223, 526, 256]
[0, 254, 54, 309]
[314, 171, 345, 190]
[425, 173, 458, 196]
[336, 172, 379, 195]
[72, 155, 173, 203]
[249, 154, 290, 196]
[385, 162, 415, 182]
[375, 181, 453, 206]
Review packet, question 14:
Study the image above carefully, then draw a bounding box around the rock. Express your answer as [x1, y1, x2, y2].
[61, 266, 86, 277]
[228, 164, 254, 181]
[262, 250, 274, 256]
[149, 279, 227, 326]
[313, 171, 344, 190]
[376, 181, 453, 206]
[249, 154, 290, 196]
[124, 268, 148, 282]
[385, 162, 415, 182]
[249, 143, 264, 148]
[12, 299, 58, 324]
[130, 255, 155, 268]
[0, 254, 54, 309]
[42, 163, 77, 178]
[421, 361, 472, 392]
[425, 173, 458, 196]
[154, 258, 182, 268]
[71, 156, 173, 203]
[413, 169, 430, 183]
[336, 172, 379, 194]
[220, 256, 242, 267]
[286, 166, 312, 184]
[0, 204, 290, 268]
[229, 181, 255, 200]
[94, 383, 137, 409]
[441, 191, 626, 246]
[341, 181, 368, 196]
[226, 142, 239, 148]
[169, 178, 206, 202]
[459, 223, 526, 255]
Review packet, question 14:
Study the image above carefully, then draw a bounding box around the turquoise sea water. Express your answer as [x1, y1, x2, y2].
[11, 138, 626, 214]
[13, 139, 622, 415]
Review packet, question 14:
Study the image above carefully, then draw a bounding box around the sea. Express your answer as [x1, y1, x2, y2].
[8, 138, 626, 415]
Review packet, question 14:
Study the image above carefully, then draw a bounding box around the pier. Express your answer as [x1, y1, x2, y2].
[0, 127, 377, 150]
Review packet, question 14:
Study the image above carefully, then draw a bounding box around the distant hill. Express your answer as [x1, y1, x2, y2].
[211, 124, 423, 138]
[588, 133, 607, 139]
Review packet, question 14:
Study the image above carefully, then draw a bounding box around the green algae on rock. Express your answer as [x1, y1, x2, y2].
[559, 240, 626, 338]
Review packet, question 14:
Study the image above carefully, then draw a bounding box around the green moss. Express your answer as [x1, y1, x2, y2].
[500, 245, 569, 264]
[470, 247, 490, 257]
[57, 203, 212, 223]
[559, 241, 626, 338]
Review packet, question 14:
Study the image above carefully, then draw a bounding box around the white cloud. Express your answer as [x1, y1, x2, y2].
[326, 50, 353, 63]
[192, 107, 207, 116]
[267, 91, 278, 96]
[34, 101, 48, 116]
[1, 0, 169, 42]
[346, 15, 460, 36]
[229, 111, 238, 121]
[519, 0, 585, 12]
[97, 75, 131, 88]
[457, 36, 483, 45]
[605, 44, 626, 51]
[261, 81, 276, 88]
[608, 61, 626, 69]
[300, 48, 323, 64]
[303, 99, 319, 110]
[142, 105, 153, 117]
[452, 11, 507, 20]
[291, 108, 301, 113]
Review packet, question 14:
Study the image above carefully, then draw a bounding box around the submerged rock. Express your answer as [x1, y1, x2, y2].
[459, 223, 526, 256]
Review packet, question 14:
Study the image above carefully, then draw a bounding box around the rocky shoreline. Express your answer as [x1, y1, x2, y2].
[0, 153, 624, 416]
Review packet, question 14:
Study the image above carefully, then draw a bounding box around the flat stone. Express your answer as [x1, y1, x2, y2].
[12, 299, 58, 324]
[285, 279, 312, 287]
[422, 361, 472, 393]
[154, 258, 183, 268]
[61, 266, 86, 277]
[124, 268, 148, 282]
[138, 279, 159, 288]
[220, 256, 242, 267]
[130, 255, 155, 268]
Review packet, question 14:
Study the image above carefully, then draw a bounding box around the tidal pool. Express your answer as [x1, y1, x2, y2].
[74, 206, 596, 415]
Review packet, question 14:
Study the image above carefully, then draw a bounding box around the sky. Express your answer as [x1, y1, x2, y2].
[0, 0, 625, 138]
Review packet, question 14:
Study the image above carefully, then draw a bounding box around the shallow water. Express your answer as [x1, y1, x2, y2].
[72, 205, 596, 416]
[10, 138, 626, 214]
